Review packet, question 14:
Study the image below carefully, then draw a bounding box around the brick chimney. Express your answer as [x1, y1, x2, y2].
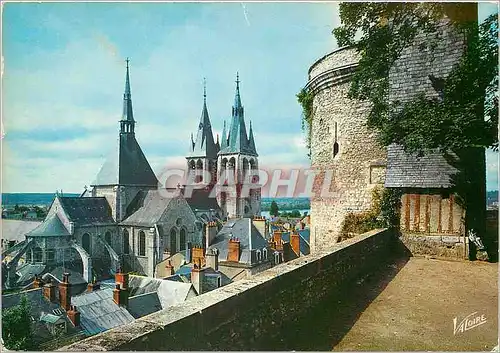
[273, 231, 283, 251]
[206, 248, 219, 271]
[227, 238, 240, 262]
[59, 272, 71, 311]
[67, 305, 81, 327]
[191, 263, 205, 295]
[42, 281, 57, 303]
[291, 232, 300, 256]
[115, 268, 129, 290]
[165, 260, 174, 276]
[87, 280, 101, 292]
[33, 275, 42, 288]
[113, 283, 129, 307]
[191, 246, 205, 267]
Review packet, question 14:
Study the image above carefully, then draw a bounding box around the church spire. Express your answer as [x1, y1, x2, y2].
[234, 72, 242, 112]
[120, 58, 135, 134]
[248, 120, 257, 154]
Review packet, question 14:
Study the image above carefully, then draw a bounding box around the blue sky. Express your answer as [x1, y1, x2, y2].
[1, 2, 498, 193]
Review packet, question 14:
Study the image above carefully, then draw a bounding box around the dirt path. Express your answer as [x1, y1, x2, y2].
[333, 257, 498, 351]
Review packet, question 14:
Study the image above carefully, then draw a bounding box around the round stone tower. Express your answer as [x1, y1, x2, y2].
[306, 47, 387, 252]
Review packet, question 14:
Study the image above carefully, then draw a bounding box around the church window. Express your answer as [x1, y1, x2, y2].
[47, 249, 55, 262]
[179, 228, 187, 251]
[82, 233, 91, 254]
[170, 228, 177, 254]
[139, 231, 146, 256]
[256, 250, 262, 262]
[33, 247, 43, 263]
[123, 229, 130, 254]
[105, 231, 112, 246]
[263, 248, 268, 260]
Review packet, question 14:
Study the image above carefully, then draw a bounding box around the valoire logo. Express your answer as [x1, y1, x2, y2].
[453, 312, 487, 335]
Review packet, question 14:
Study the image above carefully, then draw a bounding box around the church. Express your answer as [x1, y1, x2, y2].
[4, 60, 261, 286]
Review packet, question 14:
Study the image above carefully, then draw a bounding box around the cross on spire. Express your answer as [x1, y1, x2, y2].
[236, 72, 240, 90]
[203, 77, 207, 102]
[125, 57, 130, 69]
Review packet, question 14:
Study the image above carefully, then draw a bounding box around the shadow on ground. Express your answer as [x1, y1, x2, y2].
[258, 240, 412, 351]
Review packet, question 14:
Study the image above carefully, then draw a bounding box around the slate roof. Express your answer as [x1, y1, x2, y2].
[16, 263, 46, 285]
[1, 219, 42, 242]
[127, 292, 163, 319]
[91, 62, 157, 187]
[126, 276, 195, 318]
[2, 288, 77, 340]
[188, 95, 219, 159]
[92, 134, 158, 187]
[385, 144, 459, 188]
[120, 190, 175, 226]
[298, 229, 310, 256]
[71, 288, 135, 336]
[208, 218, 269, 266]
[184, 189, 220, 212]
[58, 197, 114, 226]
[26, 213, 70, 237]
[219, 76, 257, 156]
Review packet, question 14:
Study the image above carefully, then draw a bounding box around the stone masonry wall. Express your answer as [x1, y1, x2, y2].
[308, 47, 387, 252]
[61, 228, 395, 351]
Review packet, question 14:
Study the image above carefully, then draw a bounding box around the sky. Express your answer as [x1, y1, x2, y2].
[1, 2, 498, 193]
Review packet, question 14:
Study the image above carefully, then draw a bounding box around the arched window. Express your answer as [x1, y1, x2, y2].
[123, 229, 130, 254]
[33, 247, 43, 263]
[256, 250, 262, 262]
[170, 228, 177, 254]
[179, 228, 187, 251]
[105, 231, 112, 245]
[139, 231, 146, 256]
[274, 252, 280, 265]
[263, 248, 268, 260]
[196, 159, 203, 183]
[82, 233, 91, 254]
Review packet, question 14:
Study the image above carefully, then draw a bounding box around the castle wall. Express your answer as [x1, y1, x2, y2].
[62, 228, 396, 351]
[307, 48, 387, 252]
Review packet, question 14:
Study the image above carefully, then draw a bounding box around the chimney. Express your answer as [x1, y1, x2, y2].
[165, 260, 174, 276]
[42, 281, 57, 303]
[59, 272, 71, 311]
[33, 275, 42, 288]
[186, 242, 192, 263]
[206, 222, 218, 249]
[87, 280, 101, 292]
[113, 283, 129, 307]
[67, 305, 81, 327]
[206, 248, 219, 271]
[252, 216, 267, 238]
[291, 232, 300, 256]
[227, 238, 240, 262]
[273, 231, 283, 251]
[192, 246, 205, 267]
[115, 268, 129, 289]
[191, 263, 205, 295]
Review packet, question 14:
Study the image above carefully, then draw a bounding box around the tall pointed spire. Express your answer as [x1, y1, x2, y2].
[220, 120, 228, 149]
[234, 72, 242, 111]
[248, 120, 257, 155]
[120, 58, 135, 134]
[188, 78, 218, 158]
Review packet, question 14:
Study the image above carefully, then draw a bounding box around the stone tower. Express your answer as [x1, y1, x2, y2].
[306, 48, 387, 252]
[91, 59, 158, 222]
[216, 74, 261, 219]
[186, 80, 220, 186]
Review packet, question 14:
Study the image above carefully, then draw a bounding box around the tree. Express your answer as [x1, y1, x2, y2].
[2, 295, 36, 350]
[269, 201, 279, 217]
[332, 3, 498, 247]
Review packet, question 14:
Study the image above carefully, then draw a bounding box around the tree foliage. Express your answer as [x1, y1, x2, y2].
[332, 2, 498, 154]
[269, 201, 279, 217]
[2, 295, 36, 351]
[333, 3, 497, 242]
